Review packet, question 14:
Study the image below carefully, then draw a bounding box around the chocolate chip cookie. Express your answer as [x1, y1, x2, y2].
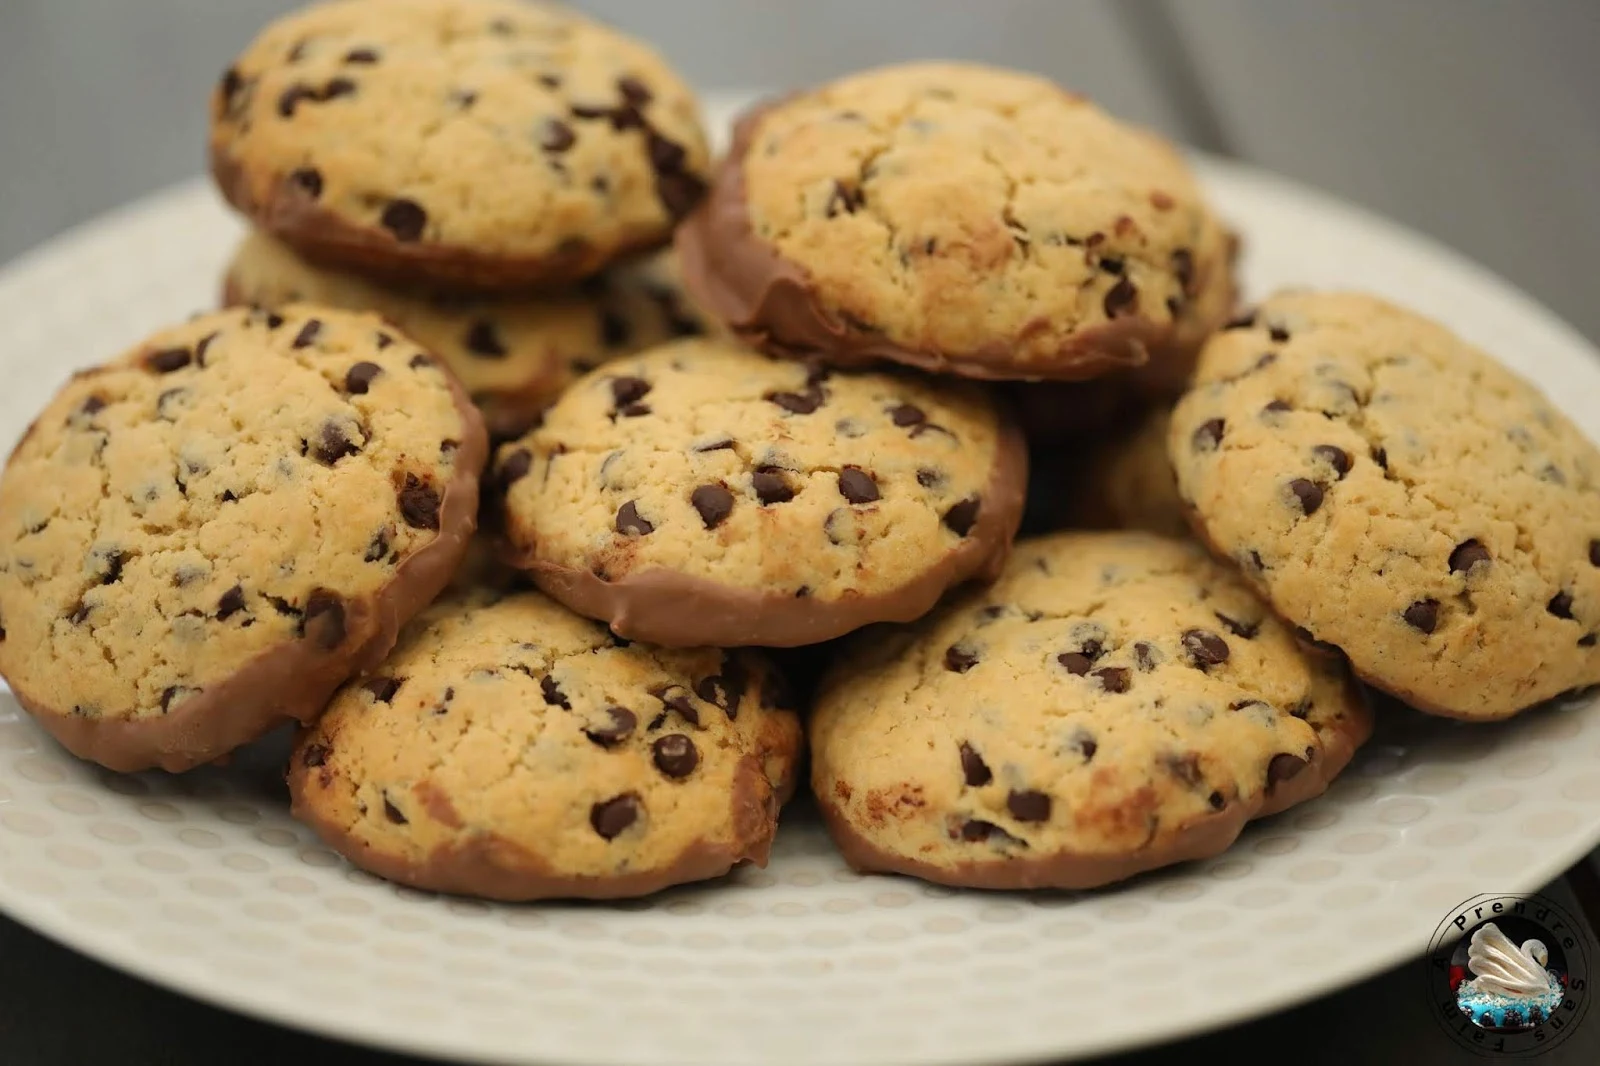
[493, 337, 1028, 647]
[677, 61, 1233, 381]
[211, 0, 711, 290]
[289, 584, 803, 900]
[0, 305, 487, 771]
[1170, 290, 1600, 720]
[811, 531, 1372, 890]
[224, 229, 708, 441]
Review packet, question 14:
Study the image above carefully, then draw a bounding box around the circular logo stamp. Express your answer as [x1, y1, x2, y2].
[1425, 893, 1592, 1056]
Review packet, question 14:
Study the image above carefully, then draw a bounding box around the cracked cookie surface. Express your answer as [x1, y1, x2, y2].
[1169, 290, 1600, 720]
[210, 0, 710, 290]
[224, 229, 710, 441]
[288, 584, 803, 900]
[811, 531, 1371, 890]
[676, 61, 1233, 381]
[0, 305, 487, 771]
[493, 337, 1028, 647]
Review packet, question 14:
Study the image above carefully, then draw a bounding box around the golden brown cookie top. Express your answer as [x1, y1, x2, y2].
[210, 0, 710, 289]
[0, 304, 486, 769]
[492, 337, 1028, 646]
[811, 531, 1371, 889]
[678, 62, 1231, 381]
[1170, 290, 1600, 720]
[289, 585, 803, 900]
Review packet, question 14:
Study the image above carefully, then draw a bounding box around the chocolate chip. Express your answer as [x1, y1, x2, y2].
[647, 686, 700, 728]
[311, 420, 359, 465]
[540, 118, 576, 152]
[652, 734, 698, 779]
[958, 742, 992, 787]
[289, 167, 323, 198]
[1372, 446, 1389, 470]
[539, 675, 569, 710]
[752, 470, 794, 505]
[157, 685, 186, 713]
[1056, 652, 1093, 676]
[1165, 753, 1203, 788]
[146, 348, 191, 373]
[278, 84, 316, 116]
[1263, 399, 1292, 414]
[537, 73, 560, 89]
[917, 468, 943, 489]
[1581, 634, 1597, 647]
[1093, 667, 1131, 693]
[302, 743, 330, 768]
[380, 199, 427, 242]
[383, 796, 407, 825]
[265, 312, 285, 329]
[1182, 628, 1230, 668]
[1171, 248, 1195, 294]
[838, 467, 879, 504]
[1226, 311, 1257, 330]
[217, 585, 245, 620]
[615, 500, 653, 536]
[1071, 732, 1098, 761]
[1191, 418, 1225, 452]
[695, 661, 747, 719]
[1449, 539, 1491, 574]
[1007, 790, 1051, 823]
[398, 474, 441, 530]
[959, 819, 1014, 843]
[1548, 591, 1576, 620]
[220, 65, 244, 102]
[618, 75, 653, 107]
[365, 676, 402, 702]
[610, 376, 651, 407]
[1098, 255, 1125, 275]
[344, 361, 382, 394]
[1269, 325, 1291, 343]
[324, 77, 356, 101]
[266, 595, 299, 617]
[1266, 752, 1307, 787]
[944, 644, 979, 673]
[78, 395, 107, 418]
[363, 528, 391, 562]
[1215, 612, 1259, 639]
[590, 794, 640, 839]
[497, 449, 532, 491]
[1404, 598, 1440, 633]
[889, 403, 925, 427]
[584, 706, 637, 747]
[1312, 445, 1351, 479]
[942, 497, 980, 536]
[647, 132, 686, 173]
[1590, 540, 1600, 567]
[344, 47, 380, 64]
[1103, 277, 1138, 318]
[826, 181, 865, 217]
[376, 333, 394, 349]
[691, 484, 733, 529]
[766, 389, 822, 415]
[1288, 478, 1323, 516]
[300, 589, 346, 649]
[465, 320, 506, 357]
[1208, 791, 1226, 810]
[653, 166, 706, 221]
[289, 319, 322, 350]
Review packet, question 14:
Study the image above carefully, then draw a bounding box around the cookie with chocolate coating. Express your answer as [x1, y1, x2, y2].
[493, 337, 1027, 647]
[0, 305, 486, 771]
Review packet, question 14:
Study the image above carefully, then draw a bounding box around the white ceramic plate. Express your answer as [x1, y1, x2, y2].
[3, 94, 1600, 1066]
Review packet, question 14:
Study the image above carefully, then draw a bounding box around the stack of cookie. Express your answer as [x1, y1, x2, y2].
[4, 0, 1599, 904]
[210, 0, 716, 442]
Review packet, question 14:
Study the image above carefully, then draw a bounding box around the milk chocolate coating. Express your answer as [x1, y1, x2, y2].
[211, 148, 667, 294]
[816, 687, 1370, 890]
[675, 101, 1170, 383]
[10, 365, 489, 774]
[290, 752, 797, 902]
[506, 418, 1029, 648]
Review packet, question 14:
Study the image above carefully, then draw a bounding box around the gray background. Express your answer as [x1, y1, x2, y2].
[3, 1, 1600, 1063]
[1, 0, 1597, 342]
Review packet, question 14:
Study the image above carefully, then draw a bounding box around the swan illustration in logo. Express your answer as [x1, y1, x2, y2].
[1456, 922, 1566, 1031]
